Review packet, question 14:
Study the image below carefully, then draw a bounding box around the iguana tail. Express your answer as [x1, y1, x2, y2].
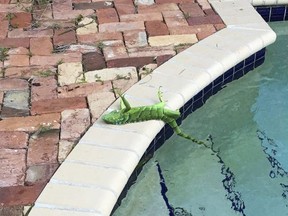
[164, 117, 207, 146]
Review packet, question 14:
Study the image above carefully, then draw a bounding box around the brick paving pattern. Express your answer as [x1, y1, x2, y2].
[0, 0, 225, 213]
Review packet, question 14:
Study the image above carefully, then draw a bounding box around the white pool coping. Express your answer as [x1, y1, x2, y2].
[29, 0, 279, 215]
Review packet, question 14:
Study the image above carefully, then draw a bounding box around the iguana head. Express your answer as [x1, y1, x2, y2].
[102, 110, 129, 125]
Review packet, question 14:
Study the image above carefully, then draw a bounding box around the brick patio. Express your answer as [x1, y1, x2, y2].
[0, 0, 224, 214]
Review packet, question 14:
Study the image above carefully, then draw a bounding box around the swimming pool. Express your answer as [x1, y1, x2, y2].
[112, 21, 288, 216]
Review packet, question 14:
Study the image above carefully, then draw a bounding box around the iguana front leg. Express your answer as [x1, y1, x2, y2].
[113, 88, 131, 112]
[158, 86, 164, 103]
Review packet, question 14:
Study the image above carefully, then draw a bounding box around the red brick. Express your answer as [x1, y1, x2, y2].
[25, 163, 59, 185]
[169, 24, 214, 34]
[77, 32, 123, 44]
[53, 29, 77, 46]
[57, 81, 112, 98]
[8, 28, 53, 38]
[0, 149, 26, 187]
[0, 206, 23, 216]
[107, 56, 154, 68]
[30, 37, 53, 55]
[207, 14, 223, 25]
[73, 0, 91, 2]
[0, 91, 3, 104]
[0, 38, 30, 48]
[74, 2, 113, 10]
[145, 20, 169, 36]
[31, 76, 58, 102]
[186, 16, 209, 25]
[128, 46, 175, 57]
[179, 2, 205, 17]
[4, 66, 56, 79]
[204, 8, 216, 15]
[103, 45, 128, 61]
[0, 0, 10, 3]
[197, 26, 216, 40]
[114, 3, 135, 16]
[125, 12, 163, 22]
[0, 13, 9, 39]
[0, 3, 31, 13]
[31, 97, 87, 115]
[4, 54, 29, 67]
[0, 131, 28, 149]
[33, 4, 53, 20]
[10, 12, 32, 28]
[0, 113, 61, 132]
[82, 52, 106, 71]
[214, 23, 225, 31]
[163, 10, 188, 28]
[0, 183, 46, 206]
[53, 9, 94, 19]
[156, 54, 174, 66]
[0, 78, 29, 91]
[114, 0, 133, 4]
[137, 3, 179, 14]
[155, 0, 192, 3]
[96, 8, 119, 24]
[60, 108, 90, 141]
[27, 130, 59, 166]
[197, 0, 211, 10]
[30, 52, 82, 66]
[7, 47, 29, 55]
[99, 21, 145, 32]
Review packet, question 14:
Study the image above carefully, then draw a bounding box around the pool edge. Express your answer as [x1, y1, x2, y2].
[29, 1, 278, 216]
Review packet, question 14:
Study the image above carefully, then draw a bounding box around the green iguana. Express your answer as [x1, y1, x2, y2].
[102, 88, 208, 147]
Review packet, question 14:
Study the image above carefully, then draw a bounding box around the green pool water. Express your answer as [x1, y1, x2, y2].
[113, 22, 288, 216]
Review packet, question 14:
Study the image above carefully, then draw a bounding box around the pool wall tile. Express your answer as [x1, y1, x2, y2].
[29, 0, 280, 215]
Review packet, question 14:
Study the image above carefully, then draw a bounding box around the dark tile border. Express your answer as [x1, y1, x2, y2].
[256, 5, 288, 22]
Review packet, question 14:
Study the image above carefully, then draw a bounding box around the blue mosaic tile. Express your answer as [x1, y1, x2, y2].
[256, 7, 270, 21]
[256, 5, 288, 22]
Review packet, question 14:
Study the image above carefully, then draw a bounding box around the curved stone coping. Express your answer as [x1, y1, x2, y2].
[29, 0, 277, 216]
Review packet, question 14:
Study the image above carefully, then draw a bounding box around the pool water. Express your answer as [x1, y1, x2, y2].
[113, 22, 288, 216]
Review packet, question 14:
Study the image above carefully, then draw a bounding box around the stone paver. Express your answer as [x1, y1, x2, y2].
[30, 38, 53, 56]
[0, 149, 26, 187]
[148, 34, 198, 46]
[27, 130, 59, 166]
[58, 140, 75, 163]
[0, 0, 225, 211]
[76, 17, 98, 35]
[60, 108, 91, 141]
[31, 76, 58, 102]
[0, 131, 28, 149]
[85, 66, 137, 82]
[58, 62, 84, 86]
[1, 90, 30, 118]
[31, 97, 87, 115]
